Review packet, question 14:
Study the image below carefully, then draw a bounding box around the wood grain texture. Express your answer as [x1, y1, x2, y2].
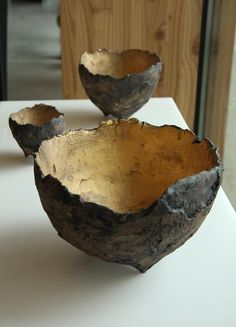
[61, 0, 203, 127]
[204, 0, 236, 156]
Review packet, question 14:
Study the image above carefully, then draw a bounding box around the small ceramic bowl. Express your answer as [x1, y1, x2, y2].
[9, 104, 65, 157]
[34, 119, 222, 272]
[79, 49, 162, 118]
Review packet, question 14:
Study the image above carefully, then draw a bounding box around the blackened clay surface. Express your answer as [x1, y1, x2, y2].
[9, 104, 64, 156]
[79, 49, 162, 118]
[34, 119, 223, 272]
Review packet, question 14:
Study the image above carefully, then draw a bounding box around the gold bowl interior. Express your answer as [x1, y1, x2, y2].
[80, 49, 159, 79]
[36, 121, 217, 213]
[10, 104, 61, 126]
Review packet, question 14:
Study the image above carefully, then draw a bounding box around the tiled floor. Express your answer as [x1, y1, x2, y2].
[8, 1, 61, 100]
[7, 1, 236, 209]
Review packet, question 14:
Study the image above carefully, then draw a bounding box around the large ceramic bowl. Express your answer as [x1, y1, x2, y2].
[9, 104, 64, 157]
[34, 119, 222, 272]
[79, 49, 162, 118]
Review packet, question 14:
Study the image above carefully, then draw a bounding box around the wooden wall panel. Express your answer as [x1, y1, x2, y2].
[61, 0, 203, 128]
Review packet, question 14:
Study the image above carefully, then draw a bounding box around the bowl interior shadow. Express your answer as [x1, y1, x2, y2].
[81, 49, 159, 78]
[10, 104, 61, 126]
[37, 122, 217, 213]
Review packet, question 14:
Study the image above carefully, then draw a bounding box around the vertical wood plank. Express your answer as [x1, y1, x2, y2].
[61, 0, 203, 128]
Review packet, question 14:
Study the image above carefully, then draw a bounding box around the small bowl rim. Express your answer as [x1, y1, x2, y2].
[79, 48, 162, 80]
[9, 103, 64, 127]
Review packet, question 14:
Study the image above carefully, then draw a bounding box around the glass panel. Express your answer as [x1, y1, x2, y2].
[222, 34, 236, 209]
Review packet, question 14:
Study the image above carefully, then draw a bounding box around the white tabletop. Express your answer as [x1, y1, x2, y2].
[1, 98, 236, 327]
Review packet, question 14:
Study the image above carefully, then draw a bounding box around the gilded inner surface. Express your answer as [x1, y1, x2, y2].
[10, 104, 60, 126]
[81, 50, 159, 78]
[36, 120, 217, 213]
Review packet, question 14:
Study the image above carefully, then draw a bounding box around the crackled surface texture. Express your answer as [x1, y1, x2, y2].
[79, 49, 162, 118]
[9, 104, 64, 156]
[34, 119, 223, 272]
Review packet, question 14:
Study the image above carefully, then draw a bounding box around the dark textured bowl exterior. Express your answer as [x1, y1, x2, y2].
[9, 113, 64, 157]
[34, 133, 222, 273]
[79, 50, 162, 118]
